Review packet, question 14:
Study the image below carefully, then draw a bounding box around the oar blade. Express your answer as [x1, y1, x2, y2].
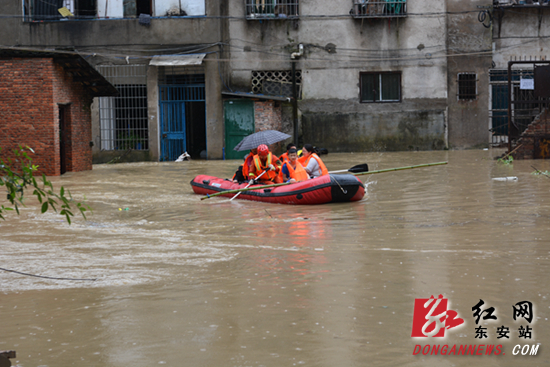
[348, 163, 369, 173]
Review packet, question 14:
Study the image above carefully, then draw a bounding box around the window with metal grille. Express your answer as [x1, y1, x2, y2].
[245, 0, 299, 19]
[24, 0, 96, 21]
[351, 0, 407, 18]
[360, 72, 401, 103]
[458, 73, 477, 101]
[251, 70, 302, 96]
[97, 65, 149, 151]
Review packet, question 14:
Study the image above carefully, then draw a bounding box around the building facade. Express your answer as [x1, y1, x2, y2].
[1, 1, 519, 165]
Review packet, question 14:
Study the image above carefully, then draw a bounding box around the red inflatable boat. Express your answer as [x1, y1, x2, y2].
[191, 174, 365, 205]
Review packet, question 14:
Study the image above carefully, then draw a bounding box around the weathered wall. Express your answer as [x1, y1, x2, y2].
[227, 0, 449, 152]
[445, 0, 493, 149]
[205, 51, 225, 159]
[0, 58, 93, 175]
[300, 99, 447, 152]
[254, 101, 282, 132]
[492, 7, 550, 69]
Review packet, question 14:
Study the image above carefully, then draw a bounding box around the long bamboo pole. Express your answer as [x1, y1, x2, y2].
[352, 161, 448, 176]
[200, 162, 448, 201]
[200, 182, 291, 200]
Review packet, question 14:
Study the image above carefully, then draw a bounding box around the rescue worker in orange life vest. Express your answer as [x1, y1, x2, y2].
[279, 143, 297, 163]
[248, 144, 283, 184]
[281, 148, 309, 183]
[232, 147, 257, 183]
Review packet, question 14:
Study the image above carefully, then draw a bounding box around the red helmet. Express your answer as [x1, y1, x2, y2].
[257, 144, 269, 156]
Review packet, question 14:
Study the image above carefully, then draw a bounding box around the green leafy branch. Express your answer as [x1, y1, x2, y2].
[0, 146, 90, 224]
[497, 155, 514, 165]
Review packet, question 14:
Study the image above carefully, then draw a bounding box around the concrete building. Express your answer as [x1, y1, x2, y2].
[226, 0, 492, 153]
[1, 0, 502, 165]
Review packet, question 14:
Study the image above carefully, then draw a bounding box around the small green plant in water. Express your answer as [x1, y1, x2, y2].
[497, 156, 514, 165]
[532, 170, 550, 176]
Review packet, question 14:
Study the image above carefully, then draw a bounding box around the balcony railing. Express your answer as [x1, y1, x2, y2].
[245, 0, 299, 20]
[494, 0, 550, 7]
[351, 0, 407, 18]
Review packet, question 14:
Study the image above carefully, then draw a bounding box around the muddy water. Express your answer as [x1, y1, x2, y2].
[1, 150, 550, 366]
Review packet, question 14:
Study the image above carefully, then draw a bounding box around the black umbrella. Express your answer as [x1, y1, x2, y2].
[233, 130, 291, 151]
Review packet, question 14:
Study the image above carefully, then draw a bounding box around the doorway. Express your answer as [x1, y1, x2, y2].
[224, 99, 255, 160]
[58, 104, 70, 174]
[159, 74, 206, 160]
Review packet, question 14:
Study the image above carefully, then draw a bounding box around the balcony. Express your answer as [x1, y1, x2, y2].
[245, 0, 299, 20]
[494, 0, 550, 8]
[351, 0, 407, 19]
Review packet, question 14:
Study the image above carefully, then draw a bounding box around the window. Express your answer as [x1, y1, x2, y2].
[251, 70, 302, 97]
[97, 65, 149, 151]
[123, 0, 152, 17]
[245, 0, 299, 19]
[360, 72, 401, 103]
[24, 0, 96, 21]
[351, 0, 407, 18]
[457, 73, 477, 101]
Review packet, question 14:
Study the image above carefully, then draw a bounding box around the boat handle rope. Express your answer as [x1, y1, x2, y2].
[330, 175, 347, 195]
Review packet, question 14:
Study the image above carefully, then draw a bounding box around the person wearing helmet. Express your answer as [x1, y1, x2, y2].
[248, 144, 282, 184]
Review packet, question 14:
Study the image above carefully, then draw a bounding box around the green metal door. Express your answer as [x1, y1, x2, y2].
[224, 100, 255, 160]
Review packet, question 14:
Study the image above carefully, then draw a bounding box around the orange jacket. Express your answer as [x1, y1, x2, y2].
[243, 152, 254, 178]
[279, 152, 289, 163]
[249, 153, 282, 182]
[283, 161, 309, 182]
[300, 153, 328, 177]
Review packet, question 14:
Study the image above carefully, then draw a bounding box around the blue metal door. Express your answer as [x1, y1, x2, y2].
[159, 84, 205, 161]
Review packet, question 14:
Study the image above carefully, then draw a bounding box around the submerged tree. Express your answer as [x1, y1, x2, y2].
[0, 146, 89, 224]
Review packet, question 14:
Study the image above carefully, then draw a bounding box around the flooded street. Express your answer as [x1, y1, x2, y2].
[1, 149, 550, 366]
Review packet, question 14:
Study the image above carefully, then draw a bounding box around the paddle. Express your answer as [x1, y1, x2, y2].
[352, 161, 447, 176]
[230, 170, 267, 201]
[201, 181, 291, 200]
[328, 163, 369, 174]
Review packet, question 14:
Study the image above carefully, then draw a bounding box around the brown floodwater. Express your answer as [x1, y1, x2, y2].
[1, 149, 549, 366]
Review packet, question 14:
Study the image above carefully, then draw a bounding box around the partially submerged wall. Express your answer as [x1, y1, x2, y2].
[301, 99, 446, 152]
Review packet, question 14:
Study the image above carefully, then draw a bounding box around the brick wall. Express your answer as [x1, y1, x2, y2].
[0, 58, 93, 175]
[513, 109, 550, 160]
[254, 100, 282, 132]
[52, 62, 93, 173]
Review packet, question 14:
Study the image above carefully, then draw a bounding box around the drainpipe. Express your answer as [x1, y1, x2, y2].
[291, 44, 303, 145]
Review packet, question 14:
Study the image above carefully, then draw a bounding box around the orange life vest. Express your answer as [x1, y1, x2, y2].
[279, 152, 289, 163]
[283, 161, 309, 182]
[243, 152, 254, 178]
[301, 153, 328, 177]
[252, 153, 278, 181]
